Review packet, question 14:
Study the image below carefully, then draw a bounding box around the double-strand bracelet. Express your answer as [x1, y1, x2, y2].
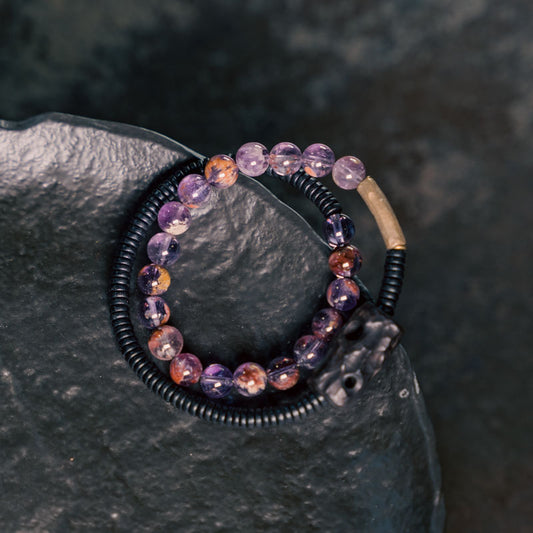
[109, 141, 406, 426]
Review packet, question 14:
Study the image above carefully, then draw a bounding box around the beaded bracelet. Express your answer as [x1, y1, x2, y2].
[109, 142, 406, 426]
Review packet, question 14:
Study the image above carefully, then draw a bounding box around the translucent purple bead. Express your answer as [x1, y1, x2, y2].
[147, 232, 181, 267]
[323, 213, 355, 247]
[137, 264, 171, 295]
[138, 296, 170, 328]
[312, 308, 343, 340]
[148, 325, 184, 361]
[326, 278, 360, 311]
[302, 143, 335, 177]
[236, 142, 269, 177]
[200, 364, 233, 399]
[157, 201, 191, 235]
[267, 357, 300, 390]
[170, 353, 203, 385]
[293, 335, 327, 369]
[269, 142, 302, 176]
[178, 174, 213, 208]
[233, 362, 267, 397]
[332, 155, 366, 190]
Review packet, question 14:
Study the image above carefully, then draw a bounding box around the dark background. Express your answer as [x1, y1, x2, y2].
[1, 1, 531, 531]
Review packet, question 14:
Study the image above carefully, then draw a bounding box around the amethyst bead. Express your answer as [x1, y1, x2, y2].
[312, 308, 343, 340]
[178, 174, 213, 208]
[293, 335, 327, 369]
[205, 154, 239, 189]
[170, 353, 203, 386]
[148, 325, 184, 361]
[236, 142, 269, 177]
[269, 142, 302, 176]
[138, 296, 170, 328]
[267, 357, 300, 390]
[200, 364, 233, 399]
[137, 264, 171, 295]
[332, 155, 366, 190]
[328, 244, 363, 277]
[323, 213, 355, 247]
[302, 143, 335, 178]
[326, 278, 360, 311]
[157, 201, 191, 235]
[233, 362, 267, 397]
[147, 232, 181, 267]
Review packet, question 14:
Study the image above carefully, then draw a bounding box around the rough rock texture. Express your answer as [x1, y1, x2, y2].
[0, 115, 443, 531]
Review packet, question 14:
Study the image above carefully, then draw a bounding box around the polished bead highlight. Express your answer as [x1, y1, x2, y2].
[147, 232, 181, 267]
[148, 325, 184, 361]
[312, 308, 343, 340]
[170, 353, 203, 385]
[323, 213, 355, 247]
[236, 142, 269, 177]
[293, 335, 327, 369]
[328, 244, 363, 277]
[178, 174, 213, 208]
[138, 296, 170, 328]
[269, 142, 302, 176]
[157, 201, 191, 235]
[326, 278, 360, 311]
[267, 357, 300, 390]
[332, 155, 366, 190]
[200, 364, 234, 399]
[205, 154, 239, 189]
[137, 264, 171, 295]
[233, 362, 267, 397]
[302, 143, 335, 177]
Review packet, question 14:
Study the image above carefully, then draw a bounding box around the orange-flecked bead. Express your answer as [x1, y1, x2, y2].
[205, 154, 239, 189]
[170, 353, 202, 385]
[328, 245, 363, 278]
[137, 264, 171, 295]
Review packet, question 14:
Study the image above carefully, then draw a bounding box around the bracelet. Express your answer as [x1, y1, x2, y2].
[109, 142, 406, 426]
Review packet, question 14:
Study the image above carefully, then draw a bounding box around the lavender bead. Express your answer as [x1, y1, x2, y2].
[178, 174, 213, 208]
[312, 308, 343, 340]
[236, 142, 269, 177]
[138, 296, 170, 328]
[148, 325, 184, 361]
[233, 362, 267, 397]
[293, 335, 327, 369]
[326, 278, 360, 311]
[269, 142, 302, 176]
[200, 364, 233, 399]
[323, 213, 355, 247]
[170, 353, 203, 385]
[302, 143, 335, 177]
[157, 201, 191, 235]
[267, 357, 300, 390]
[332, 155, 366, 190]
[147, 232, 181, 266]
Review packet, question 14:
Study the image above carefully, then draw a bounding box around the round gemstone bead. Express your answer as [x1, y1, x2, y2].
[138, 296, 170, 328]
[269, 142, 302, 176]
[293, 335, 327, 369]
[147, 232, 181, 267]
[157, 201, 191, 235]
[233, 362, 267, 397]
[236, 142, 269, 177]
[332, 155, 366, 190]
[323, 213, 355, 247]
[302, 143, 335, 178]
[205, 154, 239, 189]
[312, 308, 343, 340]
[200, 364, 233, 399]
[267, 357, 300, 390]
[148, 325, 184, 361]
[328, 244, 363, 277]
[326, 278, 360, 311]
[178, 173, 213, 208]
[137, 264, 171, 295]
[170, 353, 203, 386]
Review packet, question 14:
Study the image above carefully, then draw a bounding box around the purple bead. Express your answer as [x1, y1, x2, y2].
[170, 353, 203, 385]
[302, 143, 335, 177]
[200, 364, 233, 399]
[326, 278, 360, 311]
[178, 174, 213, 208]
[138, 296, 170, 328]
[236, 142, 269, 177]
[205, 154, 239, 189]
[148, 325, 184, 361]
[312, 308, 343, 340]
[323, 213, 355, 247]
[233, 362, 267, 397]
[269, 142, 302, 176]
[137, 264, 171, 295]
[157, 201, 191, 235]
[293, 335, 327, 369]
[332, 155, 366, 190]
[267, 357, 300, 390]
[147, 232, 181, 266]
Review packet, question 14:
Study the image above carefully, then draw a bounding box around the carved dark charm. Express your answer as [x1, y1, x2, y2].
[314, 301, 402, 406]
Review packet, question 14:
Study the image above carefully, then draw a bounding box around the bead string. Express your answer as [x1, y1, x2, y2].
[136, 142, 367, 400]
